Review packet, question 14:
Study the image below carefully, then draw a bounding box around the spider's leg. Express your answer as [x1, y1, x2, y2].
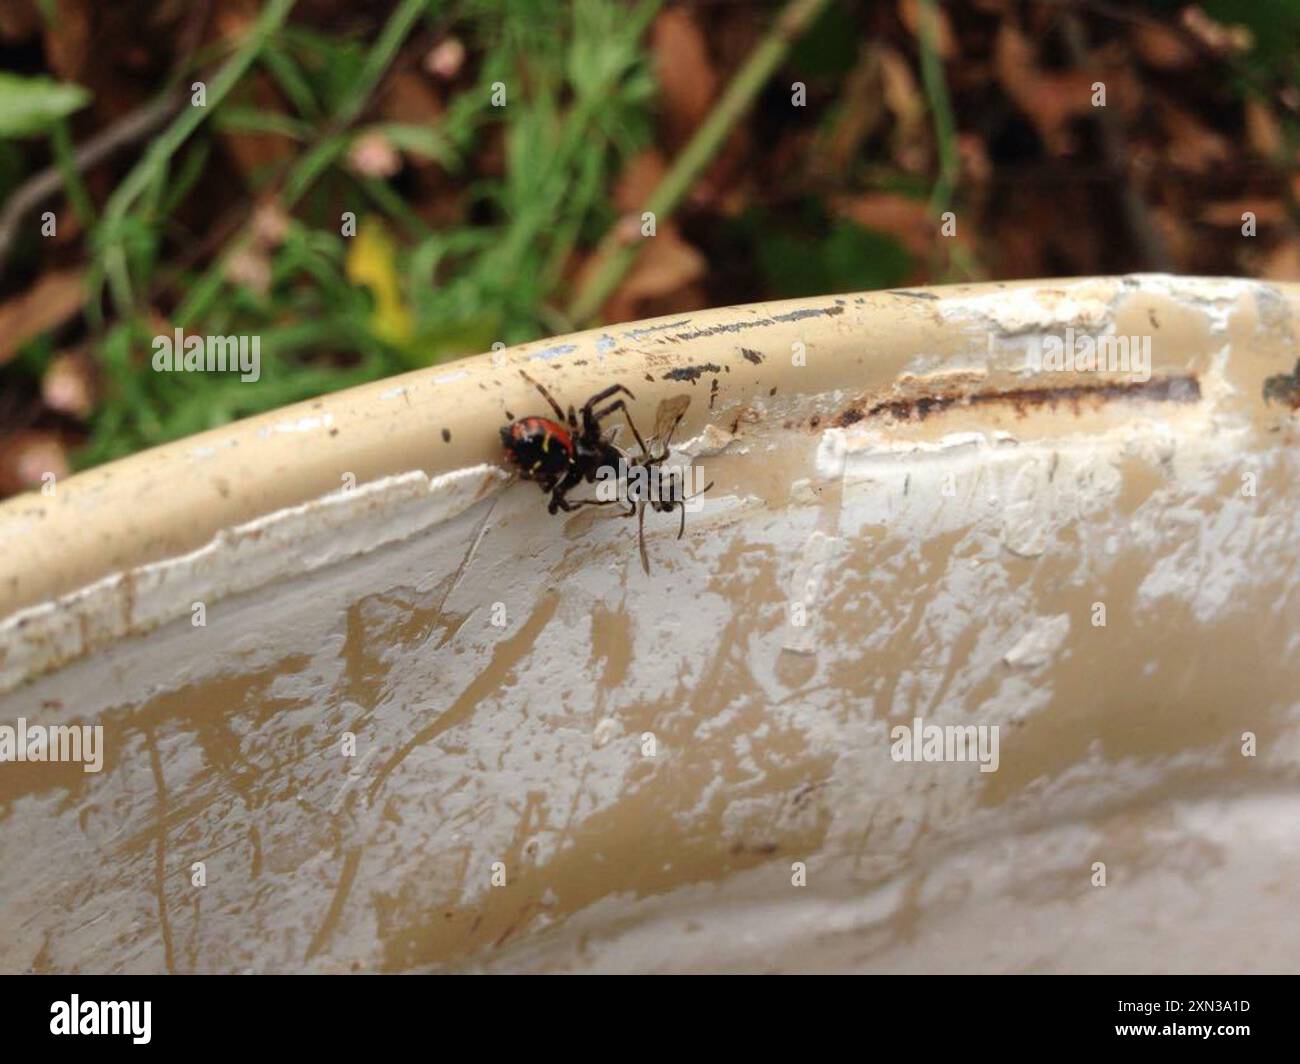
[678, 475, 713, 537]
[518, 370, 567, 423]
[663, 469, 688, 540]
[681, 479, 715, 501]
[638, 501, 651, 575]
[582, 383, 636, 414]
[559, 496, 626, 512]
[592, 399, 648, 456]
[546, 467, 584, 514]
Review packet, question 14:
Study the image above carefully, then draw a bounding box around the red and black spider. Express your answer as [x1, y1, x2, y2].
[500, 370, 646, 515]
[500, 371, 710, 572]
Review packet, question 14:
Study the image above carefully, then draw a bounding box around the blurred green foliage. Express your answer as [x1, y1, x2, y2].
[18, 0, 661, 467]
[4, 0, 1297, 475]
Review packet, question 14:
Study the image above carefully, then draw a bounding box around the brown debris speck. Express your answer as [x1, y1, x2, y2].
[1263, 359, 1300, 409]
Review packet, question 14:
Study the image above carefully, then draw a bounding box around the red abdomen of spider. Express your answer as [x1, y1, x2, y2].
[500, 416, 575, 488]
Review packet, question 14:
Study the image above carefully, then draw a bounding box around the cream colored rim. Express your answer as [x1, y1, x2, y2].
[1, 273, 1294, 692]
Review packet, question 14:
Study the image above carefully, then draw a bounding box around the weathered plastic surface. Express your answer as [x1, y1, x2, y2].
[1, 275, 1297, 972]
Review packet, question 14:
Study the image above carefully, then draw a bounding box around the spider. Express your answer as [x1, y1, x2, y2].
[500, 371, 710, 572]
[500, 370, 646, 515]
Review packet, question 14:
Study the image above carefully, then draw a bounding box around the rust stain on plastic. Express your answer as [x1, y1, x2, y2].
[830, 374, 1203, 428]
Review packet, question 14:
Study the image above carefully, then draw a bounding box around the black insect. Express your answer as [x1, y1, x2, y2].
[626, 399, 713, 575]
[501, 371, 710, 572]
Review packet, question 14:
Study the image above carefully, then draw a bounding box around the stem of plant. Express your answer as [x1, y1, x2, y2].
[566, 0, 831, 326]
[51, 118, 96, 229]
[917, 0, 959, 218]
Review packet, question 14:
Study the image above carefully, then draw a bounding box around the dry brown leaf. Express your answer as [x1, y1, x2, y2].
[1148, 207, 1196, 267]
[653, 8, 717, 146]
[1132, 24, 1195, 69]
[1245, 98, 1283, 159]
[42, 0, 91, 80]
[0, 0, 41, 42]
[1181, 5, 1253, 55]
[218, 73, 295, 180]
[814, 45, 885, 175]
[879, 47, 929, 172]
[613, 151, 667, 213]
[880, 47, 924, 130]
[598, 224, 706, 323]
[214, 0, 257, 42]
[0, 431, 69, 497]
[1199, 200, 1287, 227]
[1256, 241, 1300, 281]
[1161, 104, 1231, 172]
[995, 23, 1096, 154]
[380, 70, 444, 126]
[957, 131, 992, 184]
[833, 193, 935, 258]
[0, 269, 85, 365]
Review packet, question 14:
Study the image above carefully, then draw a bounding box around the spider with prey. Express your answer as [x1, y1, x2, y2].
[500, 371, 711, 572]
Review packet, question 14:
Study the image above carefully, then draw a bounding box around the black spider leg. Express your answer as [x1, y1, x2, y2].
[638, 499, 651, 576]
[593, 399, 648, 456]
[582, 384, 647, 455]
[561, 495, 637, 516]
[546, 465, 584, 514]
[662, 410, 713, 508]
[647, 418, 712, 540]
[671, 475, 715, 538]
[517, 369, 571, 426]
[550, 433, 638, 516]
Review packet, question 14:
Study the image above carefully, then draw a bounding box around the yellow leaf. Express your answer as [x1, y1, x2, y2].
[345, 222, 414, 346]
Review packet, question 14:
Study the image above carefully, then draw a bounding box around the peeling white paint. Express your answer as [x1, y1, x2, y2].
[0, 464, 507, 694]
